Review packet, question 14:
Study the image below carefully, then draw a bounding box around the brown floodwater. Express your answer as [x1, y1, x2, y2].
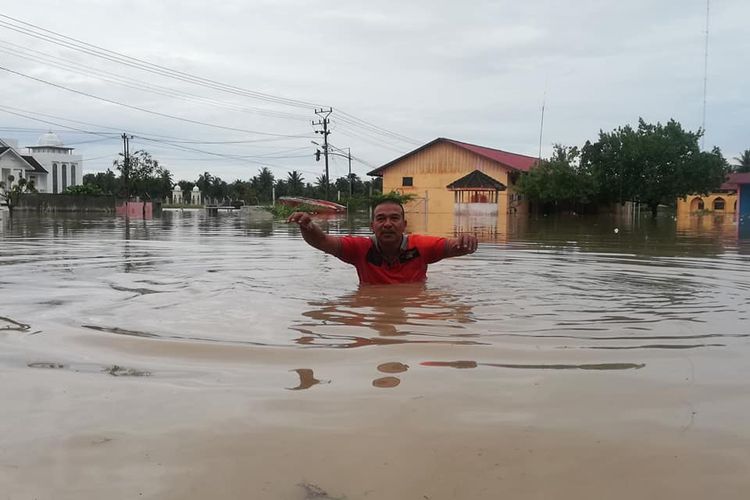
[1, 209, 749, 499]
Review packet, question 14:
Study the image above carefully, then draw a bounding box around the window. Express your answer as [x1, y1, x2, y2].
[454, 190, 498, 203]
[402, 176, 413, 187]
[71, 164, 77, 185]
[52, 163, 58, 193]
[714, 198, 725, 211]
[62, 164, 68, 191]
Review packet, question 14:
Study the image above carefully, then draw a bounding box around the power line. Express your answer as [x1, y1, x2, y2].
[0, 14, 321, 110]
[331, 119, 410, 154]
[0, 104, 120, 139]
[0, 105, 324, 176]
[335, 109, 422, 146]
[0, 40, 312, 122]
[0, 103, 316, 150]
[0, 65, 314, 138]
[131, 135, 320, 175]
[0, 14, 422, 150]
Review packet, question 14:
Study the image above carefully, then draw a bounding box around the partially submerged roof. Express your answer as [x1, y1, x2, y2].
[446, 170, 506, 191]
[367, 138, 539, 176]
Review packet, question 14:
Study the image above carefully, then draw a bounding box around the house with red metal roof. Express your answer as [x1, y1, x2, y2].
[367, 138, 538, 215]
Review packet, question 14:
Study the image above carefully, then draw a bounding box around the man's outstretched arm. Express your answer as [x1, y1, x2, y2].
[287, 212, 342, 256]
[444, 233, 478, 258]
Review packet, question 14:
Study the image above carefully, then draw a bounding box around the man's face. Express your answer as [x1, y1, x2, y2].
[371, 202, 407, 246]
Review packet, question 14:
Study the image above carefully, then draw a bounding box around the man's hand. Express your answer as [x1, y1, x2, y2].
[287, 211, 315, 231]
[447, 233, 478, 257]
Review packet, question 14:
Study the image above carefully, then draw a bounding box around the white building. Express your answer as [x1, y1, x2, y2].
[1, 138, 49, 193]
[0, 133, 84, 194]
[26, 132, 84, 193]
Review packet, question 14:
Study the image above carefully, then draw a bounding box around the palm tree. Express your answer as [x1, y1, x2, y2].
[733, 149, 750, 173]
[251, 167, 275, 203]
[287, 170, 304, 195]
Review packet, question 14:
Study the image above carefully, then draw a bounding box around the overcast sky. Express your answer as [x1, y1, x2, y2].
[1, 0, 748, 183]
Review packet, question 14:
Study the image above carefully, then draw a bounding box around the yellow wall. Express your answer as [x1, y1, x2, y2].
[676, 193, 738, 214]
[381, 142, 524, 214]
[404, 211, 525, 243]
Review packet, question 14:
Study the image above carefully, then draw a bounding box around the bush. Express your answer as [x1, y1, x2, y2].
[64, 184, 104, 196]
[370, 191, 417, 207]
[265, 203, 318, 218]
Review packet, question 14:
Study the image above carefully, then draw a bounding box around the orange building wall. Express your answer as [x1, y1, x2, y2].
[676, 193, 738, 215]
[380, 142, 526, 214]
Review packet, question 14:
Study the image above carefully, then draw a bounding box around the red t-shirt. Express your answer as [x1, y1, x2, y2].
[338, 234, 447, 284]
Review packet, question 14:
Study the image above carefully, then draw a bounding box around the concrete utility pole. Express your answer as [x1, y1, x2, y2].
[312, 108, 332, 199]
[121, 133, 131, 200]
[347, 147, 352, 199]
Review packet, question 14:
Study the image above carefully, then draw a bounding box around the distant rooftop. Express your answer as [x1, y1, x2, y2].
[367, 137, 539, 176]
[446, 169, 507, 191]
[28, 131, 73, 150]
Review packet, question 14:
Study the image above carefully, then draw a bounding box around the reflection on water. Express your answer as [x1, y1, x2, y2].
[372, 376, 401, 388]
[286, 368, 329, 390]
[293, 284, 477, 346]
[1, 316, 30, 332]
[377, 362, 409, 373]
[3, 210, 750, 499]
[1, 210, 749, 357]
[420, 360, 645, 370]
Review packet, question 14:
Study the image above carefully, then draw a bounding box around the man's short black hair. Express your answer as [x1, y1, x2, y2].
[372, 198, 405, 219]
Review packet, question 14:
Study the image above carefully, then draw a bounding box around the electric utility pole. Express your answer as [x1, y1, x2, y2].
[312, 108, 332, 199]
[347, 147, 352, 199]
[121, 133, 131, 200]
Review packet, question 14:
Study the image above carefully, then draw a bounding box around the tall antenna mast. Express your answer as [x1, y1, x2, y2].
[701, 0, 710, 149]
[538, 80, 547, 161]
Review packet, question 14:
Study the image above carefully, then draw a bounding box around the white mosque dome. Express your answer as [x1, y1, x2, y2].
[192, 186, 200, 192]
[38, 132, 64, 147]
[174, 185, 182, 191]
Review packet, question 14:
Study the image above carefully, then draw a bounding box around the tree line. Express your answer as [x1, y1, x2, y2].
[517, 119, 748, 217]
[73, 117, 749, 216]
[78, 150, 382, 205]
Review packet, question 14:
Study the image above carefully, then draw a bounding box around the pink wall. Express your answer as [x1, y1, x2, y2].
[116, 201, 153, 218]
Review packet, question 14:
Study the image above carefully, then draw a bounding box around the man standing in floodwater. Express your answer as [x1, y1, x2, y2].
[287, 199, 478, 285]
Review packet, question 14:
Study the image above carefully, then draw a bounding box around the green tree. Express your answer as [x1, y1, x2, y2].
[517, 145, 595, 211]
[274, 179, 288, 198]
[286, 170, 305, 195]
[227, 179, 257, 205]
[113, 150, 171, 200]
[196, 172, 229, 204]
[581, 119, 729, 217]
[64, 184, 104, 195]
[314, 175, 329, 199]
[250, 167, 275, 203]
[0, 175, 37, 215]
[83, 169, 120, 195]
[733, 149, 750, 173]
